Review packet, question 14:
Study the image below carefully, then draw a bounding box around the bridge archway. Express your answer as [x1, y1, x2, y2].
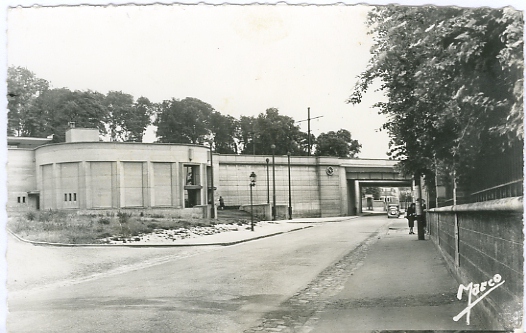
[345, 165, 412, 215]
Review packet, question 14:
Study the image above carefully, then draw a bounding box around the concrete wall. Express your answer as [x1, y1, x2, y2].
[6, 149, 37, 211]
[65, 128, 99, 143]
[217, 155, 345, 218]
[428, 197, 523, 330]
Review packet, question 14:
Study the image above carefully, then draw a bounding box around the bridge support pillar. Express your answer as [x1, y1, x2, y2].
[354, 180, 361, 215]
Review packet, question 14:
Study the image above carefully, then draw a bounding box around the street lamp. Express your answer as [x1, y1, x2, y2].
[266, 158, 270, 204]
[287, 152, 292, 220]
[209, 141, 215, 219]
[249, 171, 257, 231]
[271, 144, 276, 221]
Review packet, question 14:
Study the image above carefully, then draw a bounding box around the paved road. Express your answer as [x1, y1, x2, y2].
[8, 216, 389, 333]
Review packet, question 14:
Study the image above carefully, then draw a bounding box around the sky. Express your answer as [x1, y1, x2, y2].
[6, 4, 391, 157]
[3, 0, 525, 160]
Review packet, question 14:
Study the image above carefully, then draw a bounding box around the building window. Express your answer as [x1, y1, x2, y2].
[17, 197, 20, 203]
[22, 196, 25, 203]
[69, 193, 72, 201]
[73, 193, 77, 202]
[65, 194, 68, 202]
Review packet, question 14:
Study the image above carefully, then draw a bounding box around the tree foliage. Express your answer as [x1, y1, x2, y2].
[103, 91, 135, 141]
[7, 68, 363, 157]
[7, 66, 49, 136]
[315, 129, 362, 158]
[127, 96, 154, 142]
[155, 97, 214, 144]
[7, 67, 154, 142]
[349, 6, 524, 187]
[209, 111, 239, 154]
[102, 92, 153, 142]
[253, 108, 308, 155]
[39, 89, 108, 142]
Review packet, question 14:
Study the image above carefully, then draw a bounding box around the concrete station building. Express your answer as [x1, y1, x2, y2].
[7, 128, 411, 219]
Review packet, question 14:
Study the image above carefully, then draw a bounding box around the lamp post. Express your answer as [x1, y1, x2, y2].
[287, 152, 292, 220]
[209, 142, 215, 219]
[266, 158, 270, 204]
[271, 144, 276, 221]
[250, 172, 257, 231]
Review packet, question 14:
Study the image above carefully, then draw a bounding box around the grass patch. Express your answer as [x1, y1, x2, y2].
[8, 210, 226, 244]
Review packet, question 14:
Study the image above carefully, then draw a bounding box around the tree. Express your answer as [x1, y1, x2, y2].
[155, 97, 214, 144]
[363, 187, 381, 200]
[7, 66, 49, 136]
[239, 108, 308, 155]
[314, 129, 361, 158]
[29, 88, 108, 142]
[102, 92, 154, 142]
[236, 115, 256, 154]
[126, 97, 154, 142]
[103, 91, 135, 141]
[209, 111, 238, 154]
[349, 6, 523, 189]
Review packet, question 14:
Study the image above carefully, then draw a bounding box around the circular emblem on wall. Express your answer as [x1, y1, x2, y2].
[326, 166, 334, 176]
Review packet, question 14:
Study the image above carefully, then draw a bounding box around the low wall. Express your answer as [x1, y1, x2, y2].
[427, 197, 523, 330]
[76, 206, 208, 219]
[240, 203, 290, 221]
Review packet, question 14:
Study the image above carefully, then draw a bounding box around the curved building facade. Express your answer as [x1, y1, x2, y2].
[8, 128, 216, 217]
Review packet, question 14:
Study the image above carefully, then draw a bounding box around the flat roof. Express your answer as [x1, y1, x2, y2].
[7, 136, 53, 149]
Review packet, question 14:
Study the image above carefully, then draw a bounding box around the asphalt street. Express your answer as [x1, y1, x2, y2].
[8, 216, 389, 333]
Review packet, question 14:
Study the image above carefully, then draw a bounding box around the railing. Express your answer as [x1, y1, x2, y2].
[469, 179, 523, 203]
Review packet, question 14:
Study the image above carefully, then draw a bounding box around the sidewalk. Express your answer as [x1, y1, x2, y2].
[309, 218, 490, 332]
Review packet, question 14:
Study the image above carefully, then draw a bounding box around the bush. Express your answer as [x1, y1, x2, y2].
[147, 223, 159, 229]
[98, 217, 111, 225]
[117, 211, 132, 224]
[25, 211, 36, 221]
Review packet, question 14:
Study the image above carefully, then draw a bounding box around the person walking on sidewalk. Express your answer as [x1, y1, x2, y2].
[406, 203, 416, 234]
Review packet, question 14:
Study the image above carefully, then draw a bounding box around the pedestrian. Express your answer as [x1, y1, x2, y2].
[219, 196, 225, 210]
[406, 203, 416, 234]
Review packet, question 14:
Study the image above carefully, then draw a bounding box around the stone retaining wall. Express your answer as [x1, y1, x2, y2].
[427, 197, 523, 330]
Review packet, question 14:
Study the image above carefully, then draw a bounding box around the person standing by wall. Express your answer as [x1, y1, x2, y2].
[406, 203, 416, 234]
[219, 196, 225, 210]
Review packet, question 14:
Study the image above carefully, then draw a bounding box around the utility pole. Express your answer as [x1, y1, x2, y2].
[296, 107, 323, 156]
[209, 142, 215, 219]
[308, 107, 311, 156]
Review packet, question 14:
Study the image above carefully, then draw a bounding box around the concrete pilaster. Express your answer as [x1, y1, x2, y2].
[53, 163, 60, 209]
[172, 162, 180, 208]
[354, 180, 361, 215]
[339, 167, 348, 216]
[116, 161, 124, 208]
[81, 161, 90, 209]
[143, 161, 152, 208]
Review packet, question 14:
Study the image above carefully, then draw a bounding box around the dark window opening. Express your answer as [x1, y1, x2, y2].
[184, 165, 201, 208]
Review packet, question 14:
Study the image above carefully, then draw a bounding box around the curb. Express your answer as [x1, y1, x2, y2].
[7, 225, 314, 248]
